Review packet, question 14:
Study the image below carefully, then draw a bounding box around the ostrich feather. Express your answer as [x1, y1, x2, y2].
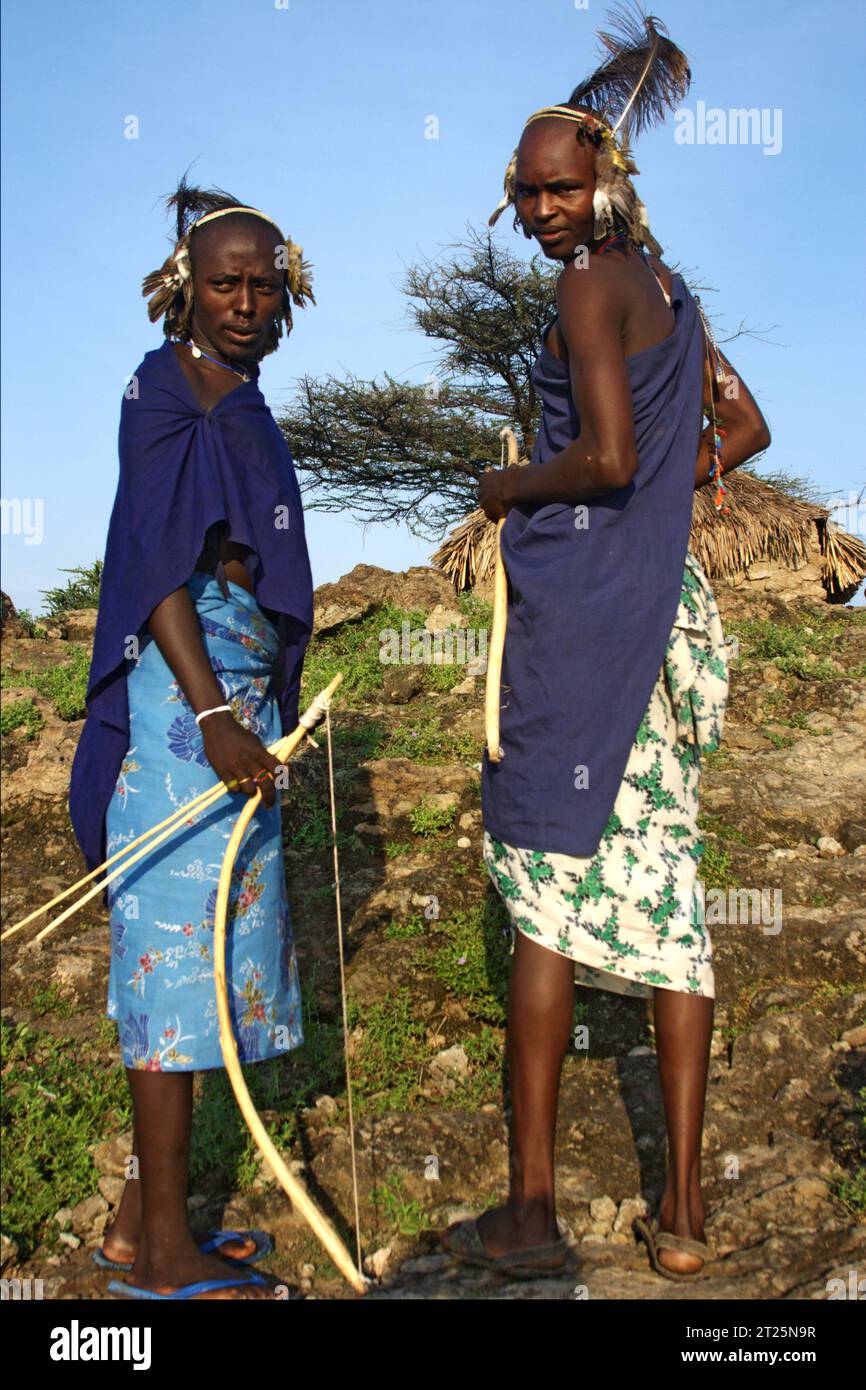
[165, 172, 245, 241]
[569, 0, 691, 143]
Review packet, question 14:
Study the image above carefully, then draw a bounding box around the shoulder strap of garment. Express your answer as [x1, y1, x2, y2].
[647, 259, 675, 308]
[644, 253, 672, 309]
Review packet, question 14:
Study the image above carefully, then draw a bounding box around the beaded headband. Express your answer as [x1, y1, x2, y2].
[189, 205, 284, 234]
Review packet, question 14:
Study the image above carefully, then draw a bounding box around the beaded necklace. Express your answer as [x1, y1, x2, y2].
[172, 336, 252, 383]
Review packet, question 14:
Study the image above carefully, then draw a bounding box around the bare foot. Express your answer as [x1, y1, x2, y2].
[102, 1226, 260, 1265]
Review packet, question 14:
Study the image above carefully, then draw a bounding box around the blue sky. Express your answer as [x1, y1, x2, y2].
[2, 0, 864, 613]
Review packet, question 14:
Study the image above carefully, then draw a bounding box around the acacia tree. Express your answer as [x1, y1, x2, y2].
[276, 226, 559, 539]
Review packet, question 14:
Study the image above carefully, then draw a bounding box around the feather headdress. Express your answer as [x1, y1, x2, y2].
[488, 0, 691, 256]
[141, 173, 315, 355]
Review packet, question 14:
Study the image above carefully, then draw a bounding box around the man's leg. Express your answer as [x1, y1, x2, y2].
[116, 1070, 270, 1297]
[652, 987, 714, 1273]
[474, 930, 574, 1256]
[102, 1081, 256, 1265]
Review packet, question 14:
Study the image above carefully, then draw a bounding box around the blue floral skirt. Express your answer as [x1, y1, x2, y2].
[105, 572, 304, 1070]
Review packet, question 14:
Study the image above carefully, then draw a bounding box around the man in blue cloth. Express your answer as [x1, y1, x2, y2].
[69, 178, 315, 1299]
[442, 7, 771, 1284]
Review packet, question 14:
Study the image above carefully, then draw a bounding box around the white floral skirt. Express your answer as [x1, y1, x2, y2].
[483, 551, 731, 999]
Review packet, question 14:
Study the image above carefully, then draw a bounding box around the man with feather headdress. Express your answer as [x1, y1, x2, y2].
[442, 2, 771, 1283]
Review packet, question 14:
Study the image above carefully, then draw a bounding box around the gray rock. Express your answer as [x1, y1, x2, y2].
[450, 677, 476, 696]
[0, 1233, 19, 1269]
[816, 836, 845, 858]
[91, 1130, 134, 1178]
[589, 1195, 617, 1226]
[430, 1045, 470, 1085]
[70, 1194, 108, 1234]
[613, 1196, 648, 1232]
[382, 666, 424, 704]
[364, 1246, 393, 1279]
[97, 1176, 125, 1208]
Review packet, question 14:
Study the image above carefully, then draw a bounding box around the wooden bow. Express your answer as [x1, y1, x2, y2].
[213, 674, 368, 1295]
[3, 673, 367, 1294]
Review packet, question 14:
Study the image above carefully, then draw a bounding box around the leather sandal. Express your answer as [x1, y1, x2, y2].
[441, 1217, 571, 1279]
[633, 1214, 710, 1281]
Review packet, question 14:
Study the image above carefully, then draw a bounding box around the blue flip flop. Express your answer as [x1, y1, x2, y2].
[93, 1229, 274, 1272]
[108, 1270, 270, 1300]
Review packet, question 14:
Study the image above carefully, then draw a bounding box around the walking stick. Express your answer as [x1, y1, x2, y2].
[484, 427, 520, 763]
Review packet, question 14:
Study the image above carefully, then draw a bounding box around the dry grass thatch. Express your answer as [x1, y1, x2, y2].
[431, 440, 866, 605]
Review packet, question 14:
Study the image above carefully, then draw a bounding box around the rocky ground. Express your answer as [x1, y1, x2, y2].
[1, 570, 864, 1301]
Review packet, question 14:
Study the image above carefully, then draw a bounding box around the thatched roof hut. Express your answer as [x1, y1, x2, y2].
[431, 441, 866, 606]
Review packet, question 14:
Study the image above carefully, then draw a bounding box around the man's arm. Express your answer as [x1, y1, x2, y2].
[695, 337, 771, 489]
[147, 588, 280, 807]
[478, 259, 637, 518]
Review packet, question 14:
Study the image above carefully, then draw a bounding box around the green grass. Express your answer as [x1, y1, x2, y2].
[370, 1173, 432, 1237]
[29, 983, 79, 1019]
[445, 1026, 503, 1110]
[384, 914, 428, 939]
[300, 602, 437, 708]
[409, 796, 457, 837]
[700, 747, 735, 771]
[0, 697, 44, 740]
[761, 728, 796, 749]
[346, 990, 504, 1117]
[0, 1020, 132, 1259]
[427, 899, 512, 1025]
[346, 989, 430, 1115]
[725, 615, 857, 681]
[384, 712, 478, 764]
[330, 720, 388, 763]
[697, 840, 740, 892]
[39, 561, 103, 616]
[828, 1086, 866, 1216]
[697, 814, 751, 845]
[0, 980, 352, 1257]
[384, 840, 414, 860]
[283, 782, 359, 853]
[0, 645, 91, 720]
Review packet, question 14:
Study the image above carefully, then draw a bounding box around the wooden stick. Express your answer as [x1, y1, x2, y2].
[212, 675, 368, 1295]
[484, 516, 508, 763]
[484, 427, 517, 764]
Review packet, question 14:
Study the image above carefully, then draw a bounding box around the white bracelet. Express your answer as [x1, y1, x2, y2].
[195, 704, 232, 726]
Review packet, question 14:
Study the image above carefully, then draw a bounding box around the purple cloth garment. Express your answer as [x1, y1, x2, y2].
[68, 338, 314, 878]
[481, 266, 705, 856]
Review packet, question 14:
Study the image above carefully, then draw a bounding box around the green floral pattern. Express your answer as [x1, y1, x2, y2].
[482, 551, 730, 1000]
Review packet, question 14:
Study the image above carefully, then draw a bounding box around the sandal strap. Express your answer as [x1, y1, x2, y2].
[494, 1238, 569, 1268]
[654, 1231, 708, 1258]
[444, 1220, 486, 1257]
